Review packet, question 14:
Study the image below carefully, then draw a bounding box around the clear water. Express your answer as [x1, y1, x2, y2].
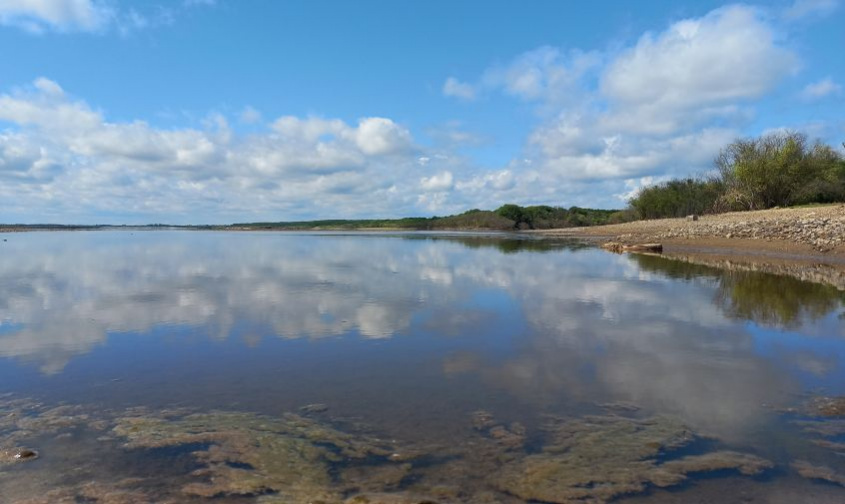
[0, 231, 844, 503]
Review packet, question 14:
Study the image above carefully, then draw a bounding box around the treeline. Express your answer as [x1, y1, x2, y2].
[491, 204, 623, 229]
[630, 132, 845, 219]
[231, 204, 624, 231]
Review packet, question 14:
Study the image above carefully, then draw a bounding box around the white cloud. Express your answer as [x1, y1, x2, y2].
[800, 77, 842, 100]
[33, 76, 64, 96]
[0, 78, 426, 222]
[0, 0, 215, 34]
[601, 5, 797, 129]
[442, 77, 476, 101]
[435, 4, 804, 204]
[483, 46, 601, 105]
[455, 169, 515, 192]
[420, 170, 454, 192]
[0, 0, 111, 32]
[782, 0, 839, 20]
[0, 3, 831, 221]
[442, 47, 601, 109]
[351, 117, 413, 155]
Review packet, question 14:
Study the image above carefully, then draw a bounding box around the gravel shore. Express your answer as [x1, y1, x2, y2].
[535, 204, 845, 261]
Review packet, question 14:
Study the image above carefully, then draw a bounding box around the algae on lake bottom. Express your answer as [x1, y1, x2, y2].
[491, 414, 772, 503]
[0, 396, 796, 503]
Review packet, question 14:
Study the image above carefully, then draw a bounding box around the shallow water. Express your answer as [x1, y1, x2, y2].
[0, 231, 844, 503]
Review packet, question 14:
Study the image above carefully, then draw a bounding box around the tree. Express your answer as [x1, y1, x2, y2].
[495, 204, 526, 228]
[716, 131, 842, 210]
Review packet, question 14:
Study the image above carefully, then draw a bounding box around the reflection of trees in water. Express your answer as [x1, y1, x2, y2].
[401, 235, 589, 254]
[716, 272, 842, 329]
[632, 254, 845, 328]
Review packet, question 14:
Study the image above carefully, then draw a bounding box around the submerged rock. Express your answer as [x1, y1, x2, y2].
[1, 447, 38, 467]
[300, 403, 329, 414]
[13, 449, 38, 461]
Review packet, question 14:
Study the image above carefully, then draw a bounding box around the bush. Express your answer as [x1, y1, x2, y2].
[629, 177, 723, 219]
[629, 133, 844, 219]
[716, 131, 842, 210]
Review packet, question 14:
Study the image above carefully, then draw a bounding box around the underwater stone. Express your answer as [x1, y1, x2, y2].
[300, 403, 329, 414]
[14, 449, 38, 461]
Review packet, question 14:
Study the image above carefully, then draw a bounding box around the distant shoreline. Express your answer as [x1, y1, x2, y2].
[5, 205, 845, 265]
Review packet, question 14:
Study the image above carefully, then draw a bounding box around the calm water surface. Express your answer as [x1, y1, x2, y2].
[1, 231, 844, 503]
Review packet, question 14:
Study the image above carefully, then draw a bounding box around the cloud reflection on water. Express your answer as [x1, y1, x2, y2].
[0, 231, 843, 440]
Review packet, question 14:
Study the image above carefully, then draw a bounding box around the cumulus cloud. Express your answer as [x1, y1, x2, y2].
[442, 77, 476, 101]
[437, 4, 805, 206]
[800, 77, 842, 100]
[601, 5, 797, 132]
[352, 117, 413, 155]
[483, 46, 601, 106]
[0, 78, 425, 223]
[420, 171, 454, 192]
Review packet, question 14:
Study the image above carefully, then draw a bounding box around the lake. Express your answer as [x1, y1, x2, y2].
[1, 231, 844, 503]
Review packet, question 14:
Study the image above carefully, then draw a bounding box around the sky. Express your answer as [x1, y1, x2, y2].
[0, 0, 843, 224]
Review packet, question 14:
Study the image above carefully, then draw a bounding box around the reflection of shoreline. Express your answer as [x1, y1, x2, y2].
[644, 251, 845, 291]
[632, 253, 845, 329]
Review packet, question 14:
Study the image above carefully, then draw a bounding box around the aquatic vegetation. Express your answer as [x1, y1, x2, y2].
[792, 460, 845, 487]
[794, 419, 845, 437]
[12, 480, 158, 504]
[491, 415, 772, 504]
[111, 409, 400, 500]
[0, 396, 790, 503]
[802, 397, 845, 418]
[340, 493, 445, 504]
[471, 410, 526, 451]
[812, 439, 845, 454]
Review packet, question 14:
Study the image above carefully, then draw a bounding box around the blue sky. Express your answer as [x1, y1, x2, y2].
[0, 0, 843, 224]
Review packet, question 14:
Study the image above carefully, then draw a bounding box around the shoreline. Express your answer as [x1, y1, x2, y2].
[531, 204, 845, 290]
[5, 205, 845, 288]
[531, 204, 845, 264]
